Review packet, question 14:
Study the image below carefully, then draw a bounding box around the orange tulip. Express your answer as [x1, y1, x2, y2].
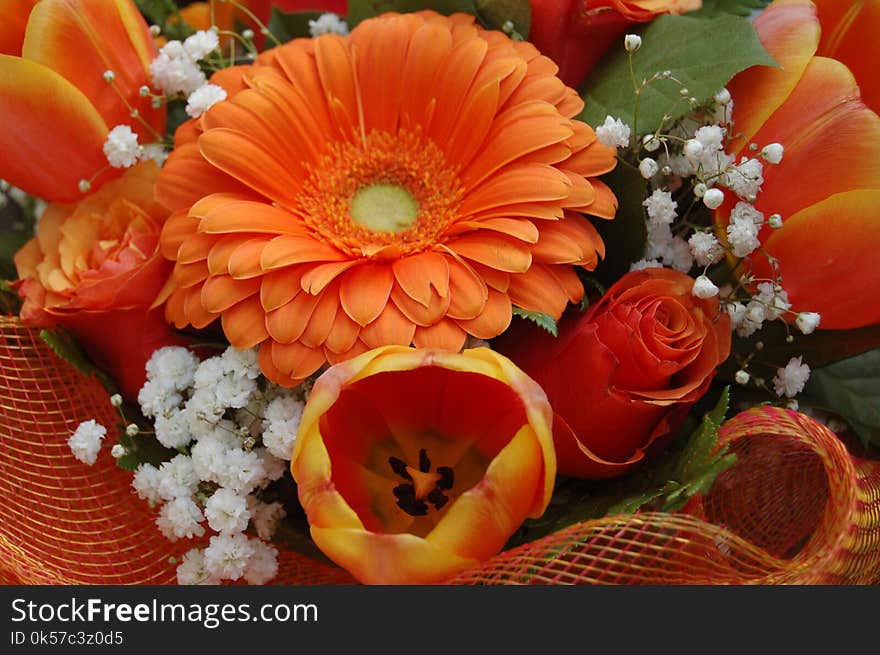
[814, 0, 880, 113]
[0, 0, 165, 202]
[0, 0, 38, 56]
[291, 346, 556, 584]
[719, 0, 880, 329]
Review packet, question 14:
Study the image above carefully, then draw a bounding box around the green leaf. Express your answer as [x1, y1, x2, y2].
[804, 349, 880, 447]
[589, 159, 647, 287]
[511, 307, 557, 337]
[0, 191, 36, 281]
[688, 0, 772, 18]
[473, 0, 530, 36]
[578, 14, 776, 135]
[40, 329, 116, 391]
[115, 430, 178, 472]
[267, 8, 324, 43]
[676, 386, 729, 483]
[347, 0, 477, 27]
[135, 0, 176, 25]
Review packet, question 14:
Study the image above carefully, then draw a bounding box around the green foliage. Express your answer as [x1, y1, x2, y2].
[804, 349, 880, 447]
[589, 159, 647, 287]
[0, 280, 21, 315]
[267, 8, 324, 43]
[0, 190, 38, 282]
[347, 0, 478, 27]
[688, 0, 772, 18]
[115, 429, 179, 472]
[506, 388, 736, 548]
[473, 0, 531, 36]
[135, 0, 192, 41]
[579, 14, 775, 135]
[511, 307, 558, 337]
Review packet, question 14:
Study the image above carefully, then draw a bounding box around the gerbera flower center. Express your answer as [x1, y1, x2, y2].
[350, 183, 419, 233]
[297, 129, 464, 258]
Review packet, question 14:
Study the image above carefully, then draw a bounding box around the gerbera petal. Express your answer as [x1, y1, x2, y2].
[449, 217, 540, 243]
[220, 295, 269, 349]
[226, 238, 270, 279]
[339, 263, 395, 327]
[459, 163, 572, 216]
[323, 308, 362, 355]
[445, 234, 532, 273]
[270, 340, 327, 383]
[390, 284, 451, 327]
[399, 21, 453, 130]
[0, 55, 107, 202]
[412, 320, 468, 351]
[444, 78, 500, 169]
[266, 292, 320, 344]
[157, 143, 256, 213]
[532, 213, 604, 265]
[392, 251, 450, 307]
[260, 267, 306, 312]
[508, 264, 582, 319]
[159, 210, 198, 260]
[260, 235, 348, 270]
[445, 257, 488, 320]
[300, 283, 342, 348]
[201, 275, 261, 314]
[199, 128, 304, 205]
[207, 235, 261, 276]
[455, 289, 512, 339]
[583, 179, 618, 219]
[359, 303, 416, 349]
[300, 260, 362, 295]
[183, 285, 217, 329]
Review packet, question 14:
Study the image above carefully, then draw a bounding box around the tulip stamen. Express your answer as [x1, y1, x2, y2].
[389, 449, 455, 517]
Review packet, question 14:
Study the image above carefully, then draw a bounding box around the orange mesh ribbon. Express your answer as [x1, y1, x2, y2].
[1, 317, 878, 585]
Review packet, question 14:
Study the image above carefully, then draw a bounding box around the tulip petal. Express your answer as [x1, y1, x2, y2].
[0, 55, 107, 201]
[726, 0, 820, 153]
[758, 190, 880, 329]
[0, 0, 37, 56]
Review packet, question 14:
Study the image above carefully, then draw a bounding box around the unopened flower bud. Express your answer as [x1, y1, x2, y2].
[683, 139, 704, 161]
[795, 312, 821, 335]
[78, 179, 91, 193]
[768, 214, 783, 228]
[126, 424, 139, 437]
[111, 444, 126, 459]
[638, 157, 658, 179]
[102, 70, 115, 83]
[693, 183, 708, 198]
[761, 143, 784, 164]
[110, 394, 123, 407]
[692, 275, 719, 299]
[714, 88, 731, 105]
[624, 34, 642, 52]
[702, 188, 725, 209]
[735, 370, 750, 385]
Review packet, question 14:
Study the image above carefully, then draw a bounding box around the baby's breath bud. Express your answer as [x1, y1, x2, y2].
[78, 179, 91, 193]
[749, 143, 759, 151]
[692, 275, 720, 299]
[260, 27, 270, 35]
[768, 213, 783, 229]
[661, 165, 672, 176]
[761, 143, 784, 164]
[130, 109, 139, 118]
[795, 312, 821, 335]
[126, 423, 139, 437]
[755, 341, 764, 351]
[642, 134, 661, 152]
[111, 444, 126, 459]
[735, 370, 750, 385]
[150, 24, 161, 36]
[638, 157, 659, 179]
[624, 34, 642, 52]
[662, 70, 672, 79]
[683, 139, 704, 161]
[139, 85, 150, 97]
[694, 183, 707, 198]
[242, 28, 255, 40]
[785, 334, 795, 343]
[102, 70, 115, 83]
[679, 87, 689, 96]
[702, 188, 725, 210]
[786, 399, 799, 411]
[151, 97, 163, 109]
[110, 394, 123, 407]
[502, 20, 515, 35]
[714, 88, 731, 105]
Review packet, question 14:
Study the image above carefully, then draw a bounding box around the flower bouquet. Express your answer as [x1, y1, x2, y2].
[0, 0, 878, 586]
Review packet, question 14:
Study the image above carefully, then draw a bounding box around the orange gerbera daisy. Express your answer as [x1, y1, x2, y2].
[157, 11, 618, 386]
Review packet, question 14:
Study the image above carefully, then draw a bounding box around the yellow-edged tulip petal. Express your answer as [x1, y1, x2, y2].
[0, 0, 38, 56]
[0, 54, 108, 201]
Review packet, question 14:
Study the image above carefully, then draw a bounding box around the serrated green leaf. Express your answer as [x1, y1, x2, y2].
[474, 0, 530, 36]
[590, 159, 648, 287]
[804, 349, 880, 447]
[267, 8, 324, 43]
[676, 386, 729, 482]
[511, 307, 557, 337]
[347, 0, 477, 27]
[688, 0, 771, 18]
[579, 14, 776, 135]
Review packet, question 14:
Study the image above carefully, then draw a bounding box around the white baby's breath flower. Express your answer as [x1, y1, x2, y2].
[111, 444, 126, 459]
[724, 156, 764, 199]
[103, 125, 140, 168]
[140, 143, 168, 167]
[249, 499, 286, 541]
[643, 189, 677, 225]
[157, 454, 199, 501]
[146, 346, 200, 391]
[595, 115, 631, 148]
[692, 275, 719, 299]
[204, 533, 255, 581]
[796, 312, 821, 335]
[773, 356, 811, 398]
[205, 488, 251, 534]
[688, 231, 723, 266]
[177, 548, 221, 585]
[694, 125, 724, 152]
[183, 30, 220, 60]
[156, 496, 205, 541]
[629, 258, 664, 272]
[68, 420, 106, 465]
[132, 463, 163, 504]
[185, 83, 227, 118]
[215, 448, 266, 494]
[262, 394, 304, 460]
[137, 380, 183, 419]
[755, 282, 791, 320]
[154, 409, 193, 449]
[308, 12, 349, 37]
[638, 157, 658, 179]
[244, 540, 279, 585]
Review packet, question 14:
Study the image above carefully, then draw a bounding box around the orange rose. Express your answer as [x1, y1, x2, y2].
[528, 0, 701, 89]
[291, 346, 556, 584]
[14, 163, 183, 400]
[496, 268, 730, 479]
